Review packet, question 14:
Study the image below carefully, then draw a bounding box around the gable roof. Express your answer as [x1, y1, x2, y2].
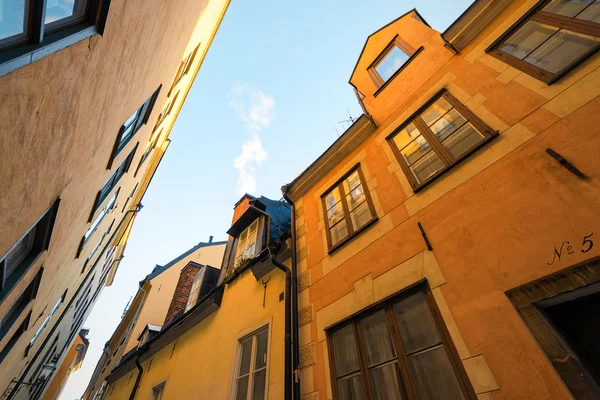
[349, 9, 430, 86]
[145, 240, 227, 281]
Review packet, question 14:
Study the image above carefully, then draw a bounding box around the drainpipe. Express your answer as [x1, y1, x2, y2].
[281, 185, 300, 400]
[114, 282, 148, 369]
[266, 248, 292, 400]
[129, 348, 146, 400]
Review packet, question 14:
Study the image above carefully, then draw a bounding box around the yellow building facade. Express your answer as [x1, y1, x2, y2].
[0, 0, 230, 398]
[95, 195, 292, 399]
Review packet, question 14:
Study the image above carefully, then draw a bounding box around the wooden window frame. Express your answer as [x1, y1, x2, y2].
[107, 87, 161, 169]
[232, 325, 269, 400]
[367, 34, 424, 97]
[387, 89, 498, 192]
[234, 218, 262, 268]
[506, 257, 600, 399]
[0, 199, 59, 301]
[321, 164, 378, 254]
[0, 0, 112, 77]
[326, 280, 476, 400]
[486, 0, 600, 84]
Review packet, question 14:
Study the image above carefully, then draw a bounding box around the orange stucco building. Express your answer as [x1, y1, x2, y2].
[285, 3, 600, 400]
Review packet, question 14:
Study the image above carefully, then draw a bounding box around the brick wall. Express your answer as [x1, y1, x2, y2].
[163, 263, 201, 324]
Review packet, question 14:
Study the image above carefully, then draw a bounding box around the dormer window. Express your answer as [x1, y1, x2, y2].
[368, 35, 423, 94]
[375, 45, 409, 82]
[185, 268, 205, 312]
[235, 219, 260, 267]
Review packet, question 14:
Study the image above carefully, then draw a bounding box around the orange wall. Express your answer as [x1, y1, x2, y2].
[294, 5, 600, 400]
[42, 335, 85, 400]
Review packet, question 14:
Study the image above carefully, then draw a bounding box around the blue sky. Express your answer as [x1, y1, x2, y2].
[59, 0, 472, 397]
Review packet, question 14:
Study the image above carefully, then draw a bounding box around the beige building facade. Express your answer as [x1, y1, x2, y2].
[0, 0, 230, 398]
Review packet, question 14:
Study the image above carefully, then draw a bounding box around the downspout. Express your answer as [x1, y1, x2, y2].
[281, 185, 300, 400]
[266, 248, 292, 400]
[114, 282, 148, 368]
[129, 348, 146, 400]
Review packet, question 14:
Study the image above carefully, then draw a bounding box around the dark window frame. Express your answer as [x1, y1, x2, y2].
[0, 310, 31, 364]
[321, 164, 378, 254]
[107, 87, 161, 169]
[90, 145, 138, 222]
[121, 182, 139, 213]
[77, 188, 119, 258]
[0, 0, 112, 77]
[367, 34, 424, 97]
[326, 279, 476, 400]
[152, 91, 179, 133]
[506, 257, 600, 399]
[387, 89, 498, 192]
[134, 128, 162, 178]
[0, 268, 42, 343]
[0, 199, 59, 301]
[486, 0, 600, 84]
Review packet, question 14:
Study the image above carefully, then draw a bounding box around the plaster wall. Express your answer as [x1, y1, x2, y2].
[295, 4, 600, 400]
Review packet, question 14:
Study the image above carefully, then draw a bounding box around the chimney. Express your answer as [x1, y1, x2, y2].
[164, 262, 202, 325]
[209, 235, 213, 244]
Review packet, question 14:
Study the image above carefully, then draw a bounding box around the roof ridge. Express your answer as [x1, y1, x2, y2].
[145, 240, 227, 280]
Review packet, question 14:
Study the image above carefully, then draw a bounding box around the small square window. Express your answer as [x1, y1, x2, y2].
[0, 0, 111, 77]
[487, 0, 600, 84]
[368, 35, 422, 94]
[321, 165, 377, 252]
[152, 381, 166, 400]
[0, 200, 59, 299]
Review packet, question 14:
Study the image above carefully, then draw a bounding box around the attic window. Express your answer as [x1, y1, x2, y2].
[368, 35, 423, 94]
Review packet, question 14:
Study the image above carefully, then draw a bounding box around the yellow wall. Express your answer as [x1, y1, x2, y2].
[123, 242, 226, 353]
[106, 265, 287, 400]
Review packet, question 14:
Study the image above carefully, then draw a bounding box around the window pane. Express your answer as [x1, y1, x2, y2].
[235, 376, 249, 400]
[45, 0, 86, 26]
[337, 374, 367, 400]
[393, 292, 441, 354]
[392, 123, 423, 161]
[245, 243, 255, 258]
[523, 29, 600, 73]
[325, 188, 342, 210]
[376, 46, 409, 82]
[400, 136, 432, 166]
[327, 201, 345, 227]
[361, 310, 396, 366]
[0, 0, 27, 42]
[349, 202, 372, 231]
[409, 151, 445, 184]
[420, 97, 453, 127]
[343, 171, 361, 193]
[499, 21, 558, 60]
[543, 0, 593, 17]
[429, 109, 467, 142]
[239, 337, 252, 376]
[330, 221, 348, 246]
[409, 346, 465, 400]
[332, 325, 361, 376]
[441, 123, 485, 159]
[5, 227, 36, 278]
[346, 185, 365, 212]
[255, 329, 268, 370]
[251, 369, 266, 400]
[370, 362, 407, 400]
[576, 1, 600, 22]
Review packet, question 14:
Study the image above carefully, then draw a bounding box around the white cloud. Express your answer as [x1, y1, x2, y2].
[228, 83, 274, 195]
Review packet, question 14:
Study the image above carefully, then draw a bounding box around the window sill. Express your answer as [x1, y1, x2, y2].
[373, 46, 424, 98]
[327, 217, 379, 255]
[0, 23, 101, 78]
[412, 132, 499, 193]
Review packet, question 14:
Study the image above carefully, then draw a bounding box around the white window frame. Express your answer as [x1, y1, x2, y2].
[84, 191, 117, 243]
[231, 323, 271, 400]
[185, 268, 206, 312]
[234, 218, 262, 267]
